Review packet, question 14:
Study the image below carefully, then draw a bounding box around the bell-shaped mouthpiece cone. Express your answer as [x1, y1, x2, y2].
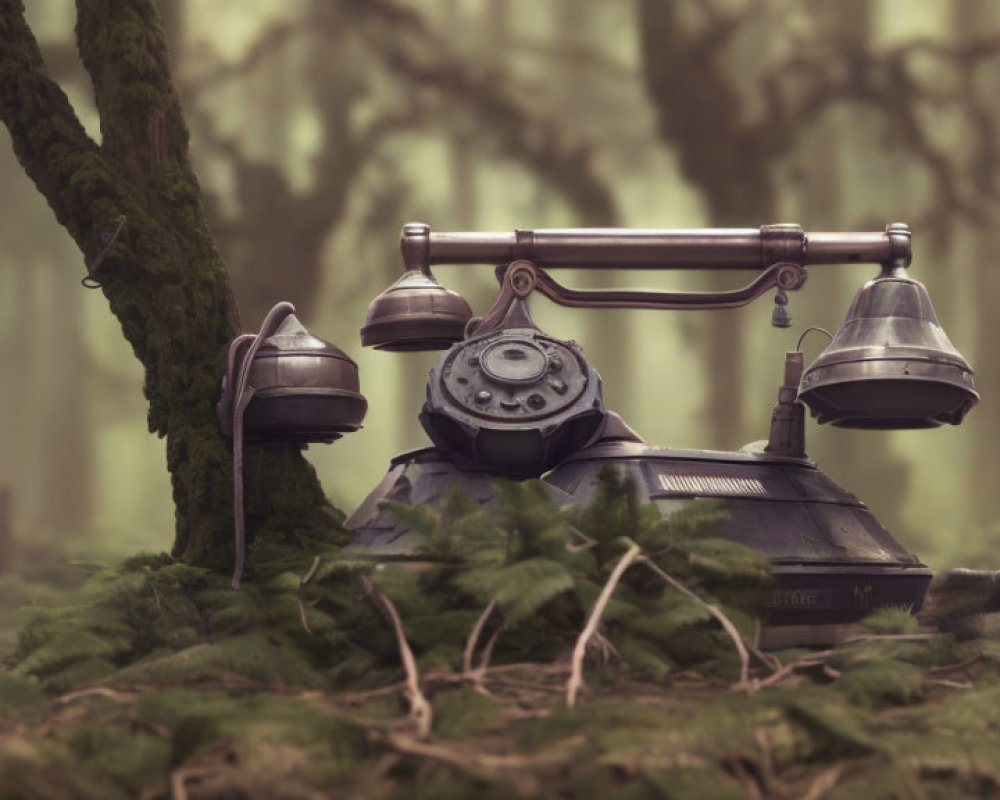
[799, 272, 978, 429]
[360, 270, 473, 351]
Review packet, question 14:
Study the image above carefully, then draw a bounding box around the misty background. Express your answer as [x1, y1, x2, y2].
[1, 0, 998, 581]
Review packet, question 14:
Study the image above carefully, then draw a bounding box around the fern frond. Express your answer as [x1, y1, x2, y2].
[457, 558, 575, 625]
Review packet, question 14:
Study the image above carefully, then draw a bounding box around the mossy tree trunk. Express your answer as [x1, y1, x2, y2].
[0, 0, 343, 573]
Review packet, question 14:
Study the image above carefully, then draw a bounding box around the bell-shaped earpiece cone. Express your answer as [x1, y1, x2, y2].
[360, 270, 473, 351]
[244, 310, 367, 440]
[799, 272, 978, 429]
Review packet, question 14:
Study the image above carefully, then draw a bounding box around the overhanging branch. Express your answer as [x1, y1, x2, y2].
[345, 0, 619, 225]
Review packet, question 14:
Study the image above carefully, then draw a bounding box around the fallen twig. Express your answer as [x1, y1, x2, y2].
[297, 555, 322, 635]
[638, 556, 753, 691]
[591, 630, 622, 666]
[477, 624, 504, 673]
[463, 599, 498, 673]
[379, 728, 587, 794]
[755, 651, 834, 690]
[801, 763, 847, 800]
[466, 622, 507, 697]
[567, 542, 642, 708]
[565, 524, 597, 551]
[749, 620, 782, 672]
[300, 555, 322, 586]
[171, 768, 188, 800]
[363, 575, 433, 739]
[128, 716, 173, 740]
[925, 655, 982, 677]
[54, 686, 138, 705]
[423, 662, 571, 686]
[929, 679, 974, 690]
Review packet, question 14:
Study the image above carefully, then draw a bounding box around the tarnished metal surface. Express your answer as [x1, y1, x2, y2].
[799, 267, 978, 428]
[764, 351, 807, 458]
[341, 447, 574, 559]
[420, 323, 606, 476]
[400, 222, 908, 271]
[219, 303, 367, 588]
[527, 259, 807, 311]
[547, 441, 920, 564]
[346, 220, 974, 633]
[360, 268, 473, 351]
[219, 311, 366, 444]
[417, 292, 607, 477]
[544, 441, 933, 623]
[345, 437, 933, 625]
[345, 413, 641, 558]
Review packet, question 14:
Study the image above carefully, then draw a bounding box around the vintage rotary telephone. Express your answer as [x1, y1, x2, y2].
[220, 222, 978, 642]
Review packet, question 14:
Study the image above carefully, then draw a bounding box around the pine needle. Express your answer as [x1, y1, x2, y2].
[567, 542, 642, 709]
[363, 575, 433, 739]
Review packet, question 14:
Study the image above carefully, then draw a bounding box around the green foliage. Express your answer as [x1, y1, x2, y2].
[861, 606, 921, 635]
[833, 659, 925, 709]
[11, 470, 1000, 797]
[0, 670, 43, 715]
[457, 558, 575, 625]
[9, 470, 771, 694]
[927, 568, 1000, 640]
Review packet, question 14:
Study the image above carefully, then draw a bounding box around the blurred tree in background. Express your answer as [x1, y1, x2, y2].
[0, 0, 998, 582]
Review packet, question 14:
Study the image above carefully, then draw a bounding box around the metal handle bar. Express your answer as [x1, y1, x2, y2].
[401, 222, 912, 273]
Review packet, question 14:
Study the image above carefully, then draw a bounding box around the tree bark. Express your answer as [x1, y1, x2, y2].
[0, 0, 343, 573]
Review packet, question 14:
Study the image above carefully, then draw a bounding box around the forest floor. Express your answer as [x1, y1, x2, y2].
[3, 567, 1000, 799]
[2, 619, 1000, 799]
[3, 480, 1000, 799]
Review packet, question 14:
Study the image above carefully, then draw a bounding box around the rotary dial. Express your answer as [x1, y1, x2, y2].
[438, 329, 589, 422]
